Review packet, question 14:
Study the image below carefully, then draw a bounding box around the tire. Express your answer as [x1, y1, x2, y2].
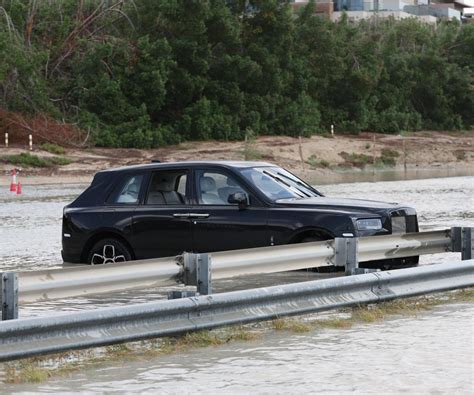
[360, 256, 419, 271]
[87, 238, 132, 265]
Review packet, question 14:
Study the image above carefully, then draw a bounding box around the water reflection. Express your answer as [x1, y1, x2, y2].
[306, 166, 474, 185]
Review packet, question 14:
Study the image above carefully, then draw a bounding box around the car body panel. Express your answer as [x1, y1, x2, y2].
[132, 206, 193, 259]
[190, 205, 270, 252]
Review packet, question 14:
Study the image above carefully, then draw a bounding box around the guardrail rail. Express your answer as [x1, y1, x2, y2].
[0, 259, 473, 361]
[1, 227, 472, 321]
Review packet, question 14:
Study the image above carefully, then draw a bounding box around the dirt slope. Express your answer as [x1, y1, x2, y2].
[0, 131, 473, 185]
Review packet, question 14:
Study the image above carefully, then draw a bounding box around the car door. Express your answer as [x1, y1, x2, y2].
[131, 168, 193, 259]
[190, 168, 270, 253]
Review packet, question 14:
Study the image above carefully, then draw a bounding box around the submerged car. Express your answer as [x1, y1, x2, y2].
[62, 161, 419, 269]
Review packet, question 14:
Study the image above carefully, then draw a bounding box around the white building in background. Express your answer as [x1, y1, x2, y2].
[331, 9, 437, 24]
[292, 0, 472, 22]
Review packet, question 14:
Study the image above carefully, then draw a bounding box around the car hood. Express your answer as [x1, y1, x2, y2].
[275, 196, 400, 211]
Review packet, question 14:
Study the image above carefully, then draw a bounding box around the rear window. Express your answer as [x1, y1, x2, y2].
[146, 170, 188, 205]
[113, 174, 144, 204]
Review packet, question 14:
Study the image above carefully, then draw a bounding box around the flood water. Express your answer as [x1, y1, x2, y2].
[4, 302, 473, 394]
[0, 172, 473, 393]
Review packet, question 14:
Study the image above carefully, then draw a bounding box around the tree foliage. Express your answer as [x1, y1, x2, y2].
[0, 0, 472, 148]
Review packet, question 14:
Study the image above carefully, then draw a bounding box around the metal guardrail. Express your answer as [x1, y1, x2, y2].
[0, 227, 472, 320]
[14, 229, 453, 303]
[0, 260, 473, 362]
[18, 256, 180, 303]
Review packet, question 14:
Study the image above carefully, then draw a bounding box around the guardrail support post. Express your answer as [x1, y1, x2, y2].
[335, 237, 377, 275]
[461, 227, 473, 261]
[170, 253, 212, 299]
[335, 237, 359, 275]
[451, 227, 473, 260]
[196, 254, 212, 295]
[1, 272, 18, 320]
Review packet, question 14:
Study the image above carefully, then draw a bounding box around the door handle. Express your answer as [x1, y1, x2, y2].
[173, 213, 190, 218]
[188, 213, 210, 218]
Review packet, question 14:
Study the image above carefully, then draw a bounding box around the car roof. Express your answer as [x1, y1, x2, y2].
[102, 160, 276, 173]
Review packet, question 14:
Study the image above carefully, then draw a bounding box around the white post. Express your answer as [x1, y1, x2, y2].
[29, 135, 33, 151]
[298, 136, 305, 170]
[4, 133, 8, 148]
[331, 124, 334, 136]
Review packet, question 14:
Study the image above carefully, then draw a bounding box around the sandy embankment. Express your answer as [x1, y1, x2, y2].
[0, 131, 473, 186]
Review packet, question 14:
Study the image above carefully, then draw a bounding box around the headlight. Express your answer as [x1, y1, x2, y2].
[356, 218, 382, 231]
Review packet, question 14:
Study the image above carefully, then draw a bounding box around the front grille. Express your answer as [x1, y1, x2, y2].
[390, 213, 418, 234]
[405, 215, 419, 232]
[391, 216, 406, 234]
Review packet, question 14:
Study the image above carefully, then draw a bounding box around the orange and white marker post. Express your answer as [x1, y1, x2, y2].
[9, 168, 17, 192]
[4, 132, 8, 148]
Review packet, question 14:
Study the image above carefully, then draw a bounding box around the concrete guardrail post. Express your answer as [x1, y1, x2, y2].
[1, 272, 18, 321]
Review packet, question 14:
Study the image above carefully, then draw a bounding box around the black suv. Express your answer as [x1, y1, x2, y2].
[62, 161, 418, 269]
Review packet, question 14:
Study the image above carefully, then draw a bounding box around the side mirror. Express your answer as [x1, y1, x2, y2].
[228, 192, 248, 209]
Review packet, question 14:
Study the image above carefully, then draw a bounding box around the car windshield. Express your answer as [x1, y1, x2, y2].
[239, 167, 322, 201]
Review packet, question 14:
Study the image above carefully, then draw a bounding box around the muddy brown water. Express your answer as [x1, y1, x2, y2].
[0, 172, 473, 393]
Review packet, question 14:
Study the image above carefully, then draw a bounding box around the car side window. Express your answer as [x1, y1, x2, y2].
[196, 170, 248, 205]
[114, 175, 144, 204]
[146, 170, 189, 205]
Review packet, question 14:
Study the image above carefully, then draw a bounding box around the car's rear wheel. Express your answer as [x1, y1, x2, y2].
[87, 238, 132, 265]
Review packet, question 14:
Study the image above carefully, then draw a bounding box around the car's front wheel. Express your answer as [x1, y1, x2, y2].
[360, 256, 419, 271]
[87, 238, 132, 265]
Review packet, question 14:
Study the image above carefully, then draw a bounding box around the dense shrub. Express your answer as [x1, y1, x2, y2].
[0, 0, 472, 148]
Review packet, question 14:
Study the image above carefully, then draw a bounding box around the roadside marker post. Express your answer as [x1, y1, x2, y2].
[29, 134, 33, 151]
[5, 132, 8, 148]
[9, 168, 17, 192]
[1, 272, 18, 321]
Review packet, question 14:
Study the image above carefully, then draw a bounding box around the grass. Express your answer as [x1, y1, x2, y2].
[273, 295, 462, 334]
[454, 149, 467, 161]
[339, 151, 373, 168]
[339, 148, 401, 169]
[242, 129, 263, 160]
[243, 144, 262, 161]
[307, 154, 330, 169]
[272, 318, 312, 332]
[0, 153, 72, 168]
[2, 289, 473, 384]
[376, 148, 400, 167]
[39, 143, 66, 155]
[4, 363, 51, 384]
[1, 325, 262, 384]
